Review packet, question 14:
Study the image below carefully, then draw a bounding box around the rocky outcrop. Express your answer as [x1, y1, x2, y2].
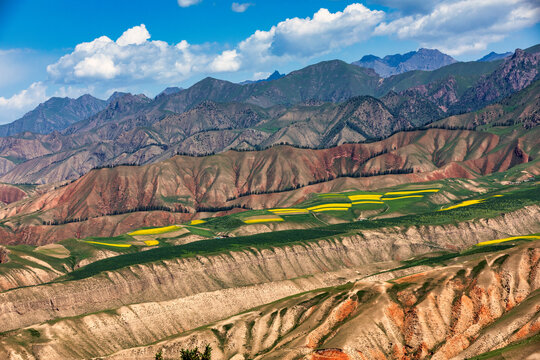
[456, 49, 540, 113]
[0, 246, 9, 263]
[0, 184, 26, 204]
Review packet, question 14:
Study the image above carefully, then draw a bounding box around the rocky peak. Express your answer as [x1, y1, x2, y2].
[109, 93, 150, 109]
[353, 48, 456, 77]
[155, 87, 183, 99]
[106, 91, 129, 103]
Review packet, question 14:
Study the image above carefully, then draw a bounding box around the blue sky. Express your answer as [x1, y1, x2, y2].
[0, 0, 538, 123]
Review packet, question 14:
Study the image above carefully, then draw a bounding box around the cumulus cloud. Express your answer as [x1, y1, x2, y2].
[232, 2, 253, 13]
[0, 82, 48, 124]
[47, 24, 211, 84]
[239, 4, 384, 59]
[73, 54, 119, 79]
[210, 50, 241, 72]
[1, 0, 537, 121]
[177, 0, 202, 7]
[0, 82, 47, 111]
[374, 0, 540, 55]
[116, 24, 150, 46]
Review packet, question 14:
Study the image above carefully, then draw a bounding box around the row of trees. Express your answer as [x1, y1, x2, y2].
[42, 204, 190, 226]
[156, 345, 211, 360]
[195, 204, 250, 212]
[226, 166, 413, 201]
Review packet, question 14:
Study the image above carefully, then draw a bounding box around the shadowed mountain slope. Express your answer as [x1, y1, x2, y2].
[0, 95, 107, 137]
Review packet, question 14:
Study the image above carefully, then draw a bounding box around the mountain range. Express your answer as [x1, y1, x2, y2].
[0, 94, 107, 137]
[0, 46, 537, 184]
[352, 48, 457, 77]
[0, 43, 539, 360]
[477, 51, 513, 62]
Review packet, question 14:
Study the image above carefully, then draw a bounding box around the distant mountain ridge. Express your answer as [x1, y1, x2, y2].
[240, 70, 286, 85]
[155, 87, 183, 98]
[0, 45, 537, 184]
[477, 51, 512, 62]
[352, 48, 457, 77]
[0, 95, 107, 137]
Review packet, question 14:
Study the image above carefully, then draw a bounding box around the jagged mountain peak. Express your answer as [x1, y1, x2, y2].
[155, 87, 183, 98]
[353, 48, 456, 77]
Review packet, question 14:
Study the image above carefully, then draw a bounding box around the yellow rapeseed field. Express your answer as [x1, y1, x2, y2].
[84, 240, 132, 248]
[351, 201, 384, 204]
[439, 199, 484, 211]
[268, 208, 309, 214]
[244, 216, 285, 224]
[128, 225, 182, 236]
[384, 189, 439, 195]
[381, 195, 424, 200]
[190, 219, 206, 225]
[477, 235, 540, 246]
[144, 240, 159, 246]
[348, 194, 382, 201]
[312, 207, 350, 212]
[306, 203, 352, 211]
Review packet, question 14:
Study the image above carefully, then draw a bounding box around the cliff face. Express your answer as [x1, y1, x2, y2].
[0, 206, 538, 359]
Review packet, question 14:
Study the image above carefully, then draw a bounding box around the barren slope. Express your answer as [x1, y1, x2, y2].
[102, 241, 540, 360]
[0, 207, 538, 359]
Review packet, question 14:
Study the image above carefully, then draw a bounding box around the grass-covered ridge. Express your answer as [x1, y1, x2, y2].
[60, 184, 539, 282]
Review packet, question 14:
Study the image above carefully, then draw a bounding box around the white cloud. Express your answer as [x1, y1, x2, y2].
[232, 2, 253, 13]
[0, 0, 537, 120]
[0, 82, 47, 111]
[210, 50, 241, 72]
[74, 54, 119, 79]
[177, 0, 202, 7]
[116, 24, 150, 46]
[47, 24, 211, 84]
[374, 0, 540, 55]
[253, 71, 270, 80]
[239, 4, 385, 61]
[0, 82, 48, 124]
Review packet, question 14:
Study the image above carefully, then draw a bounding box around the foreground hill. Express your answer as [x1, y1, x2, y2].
[0, 188, 538, 359]
[107, 241, 540, 360]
